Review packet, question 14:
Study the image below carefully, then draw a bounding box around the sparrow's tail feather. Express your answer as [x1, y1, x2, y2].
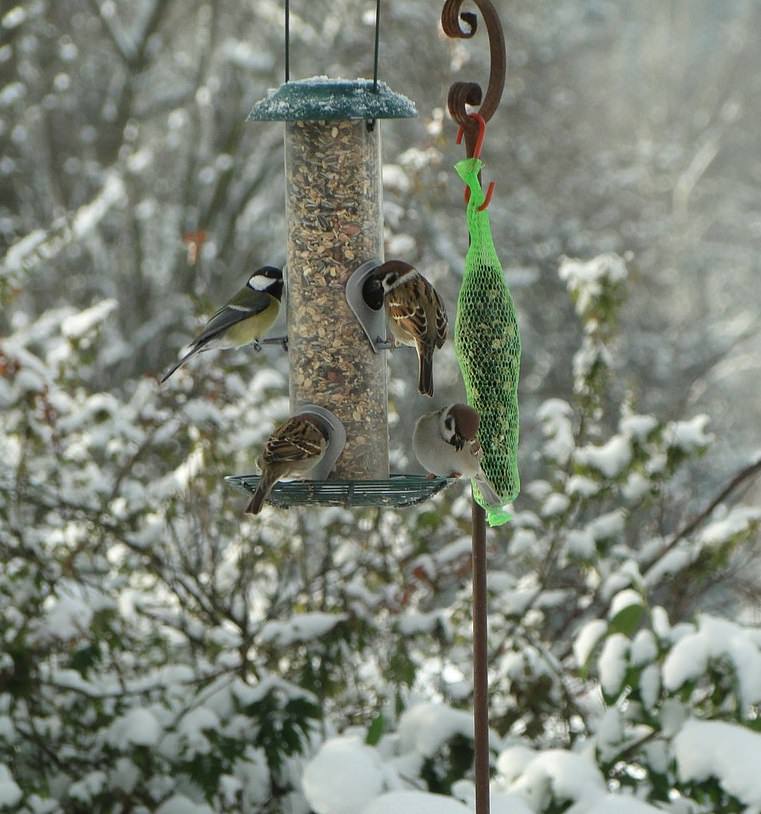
[245, 471, 278, 515]
[160, 345, 198, 384]
[418, 346, 434, 397]
[474, 473, 502, 506]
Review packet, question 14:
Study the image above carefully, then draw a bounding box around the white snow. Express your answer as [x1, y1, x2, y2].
[397, 702, 474, 757]
[586, 510, 626, 542]
[490, 790, 534, 814]
[619, 413, 658, 441]
[72, 174, 126, 238]
[155, 795, 214, 814]
[68, 770, 107, 803]
[699, 506, 761, 547]
[537, 399, 575, 464]
[221, 38, 275, 71]
[621, 472, 651, 502]
[0, 81, 24, 107]
[303, 736, 385, 814]
[542, 493, 571, 517]
[0, 764, 22, 807]
[566, 528, 596, 559]
[630, 630, 658, 666]
[666, 414, 713, 452]
[43, 594, 94, 639]
[639, 663, 661, 710]
[663, 615, 761, 706]
[362, 791, 468, 814]
[608, 589, 643, 619]
[674, 719, 761, 807]
[566, 475, 601, 497]
[584, 794, 665, 813]
[259, 612, 347, 646]
[559, 254, 627, 316]
[662, 631, 706, 692]
[1, 7, 26, 30]
[575, 435, 632, 478]
[112, 707, 161, 747]
[644, 547, 693, 586]
[508, 749, 607, 811]
[595, 707, 624, 760]
[397, 610, 447, 636]
[598, 634, 629, 696]
[3, 228, 46, 271]
[61, 299, 117, 340]
[178, 707, 220, 756]
[573, 620, 608, 667]
[496, 745, 537, 784]
[382, 164, 411, 193]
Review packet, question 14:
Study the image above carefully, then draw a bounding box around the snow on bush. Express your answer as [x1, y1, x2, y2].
[2, 254, 760, 813]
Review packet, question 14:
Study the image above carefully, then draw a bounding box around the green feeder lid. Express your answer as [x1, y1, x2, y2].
[247, 77, 417, 122]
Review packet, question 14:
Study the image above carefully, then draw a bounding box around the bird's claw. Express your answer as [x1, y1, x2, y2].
[374, 337, 395, 351]
[256, 336, 289, 351]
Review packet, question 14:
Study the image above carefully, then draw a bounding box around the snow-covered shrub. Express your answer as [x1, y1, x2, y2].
[2, 255, 760, 813]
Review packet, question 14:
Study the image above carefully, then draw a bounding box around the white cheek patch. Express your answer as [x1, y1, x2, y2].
[249, 275, 273, 290]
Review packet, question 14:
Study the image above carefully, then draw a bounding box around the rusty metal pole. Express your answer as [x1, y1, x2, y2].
[471, 500, 490, 814]
[441, 3, 507, 813]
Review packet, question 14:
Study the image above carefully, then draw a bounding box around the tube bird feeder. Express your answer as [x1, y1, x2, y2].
[248, 79, 414, 479]
[227, 79, 453, 507]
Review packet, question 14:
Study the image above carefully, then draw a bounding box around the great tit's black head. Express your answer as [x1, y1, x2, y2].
[372, 260, 417, 294]
[248, 266, 284, 299]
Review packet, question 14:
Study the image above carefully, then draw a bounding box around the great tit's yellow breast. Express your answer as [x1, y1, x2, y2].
[227, 297, 279, 345]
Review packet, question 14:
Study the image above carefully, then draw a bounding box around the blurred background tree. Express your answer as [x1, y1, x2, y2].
[2, 1, 761, 811]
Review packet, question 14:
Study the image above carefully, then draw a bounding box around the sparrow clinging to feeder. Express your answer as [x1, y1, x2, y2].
[413, 403, 500, 504]
[372, 260, 447, 397]
[245, 414, 329, 515]
[160, 266, 284, 383]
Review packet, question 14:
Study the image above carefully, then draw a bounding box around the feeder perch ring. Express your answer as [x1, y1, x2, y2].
[292, 403, 346, 481]
[226, 473, 455, 509]
[346, 258, 389, 352]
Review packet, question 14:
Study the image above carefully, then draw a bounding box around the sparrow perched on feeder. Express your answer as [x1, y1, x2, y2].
[372, 260, 447, 397]
[413, 403, 501, 504]
[245, 414, 329, 515]
[160, 266, 284, 383]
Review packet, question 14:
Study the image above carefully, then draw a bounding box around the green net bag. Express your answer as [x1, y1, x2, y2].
[454, 157, 521, 526]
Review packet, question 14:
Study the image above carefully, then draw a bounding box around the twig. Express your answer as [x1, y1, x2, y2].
[644, 456, 761, 572]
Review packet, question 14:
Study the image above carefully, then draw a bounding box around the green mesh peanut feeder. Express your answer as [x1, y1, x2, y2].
[454, 150, 521, 527]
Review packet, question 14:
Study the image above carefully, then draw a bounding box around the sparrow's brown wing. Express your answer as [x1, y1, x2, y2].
[432, 285, 448, 348]
[262, 416, 327, 466]
[387, 277, 431, 344]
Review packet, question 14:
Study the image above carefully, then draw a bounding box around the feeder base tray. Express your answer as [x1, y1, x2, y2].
[226, 474, 454, 508]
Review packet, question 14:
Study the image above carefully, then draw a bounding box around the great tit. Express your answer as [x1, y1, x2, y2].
[372, 260, 448, 397]
[160, 266, 284, 383]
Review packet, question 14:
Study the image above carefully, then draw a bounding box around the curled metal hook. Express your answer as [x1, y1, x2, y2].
[441, 0, 506, 155]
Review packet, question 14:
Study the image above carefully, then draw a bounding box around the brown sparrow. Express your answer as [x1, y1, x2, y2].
[413, 403, 501, 504]
[373, 260, 447, 397]
[245, 414, 328, 514]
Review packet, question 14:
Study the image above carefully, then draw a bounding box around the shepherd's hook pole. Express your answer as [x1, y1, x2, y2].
[472, 499, 490, 814]
[441, 3, 507, 812]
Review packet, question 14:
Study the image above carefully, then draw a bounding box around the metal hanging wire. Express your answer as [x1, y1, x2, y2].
[283, 0, 383, 89]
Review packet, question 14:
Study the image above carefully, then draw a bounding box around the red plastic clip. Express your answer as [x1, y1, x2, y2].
[456, 113, 495, 211]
